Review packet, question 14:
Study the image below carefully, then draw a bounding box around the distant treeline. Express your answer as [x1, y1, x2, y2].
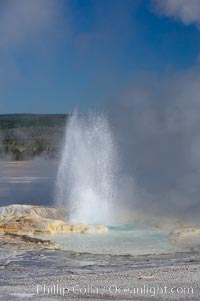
[0, 114, 68, 160]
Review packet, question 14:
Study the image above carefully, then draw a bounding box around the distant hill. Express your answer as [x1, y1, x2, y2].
[0, 114, 69, 160]
[0, 114, 68, 129]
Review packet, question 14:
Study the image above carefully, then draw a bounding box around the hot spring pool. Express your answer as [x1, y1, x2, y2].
[46, 224, 181, 256]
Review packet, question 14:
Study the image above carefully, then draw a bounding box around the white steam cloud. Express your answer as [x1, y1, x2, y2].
[105, 1, 200, 223]
[0, 0, 65, 110]
[0, 0, 61, 47]
[152, 0, 200, 27]
[108, 68, 200, 222]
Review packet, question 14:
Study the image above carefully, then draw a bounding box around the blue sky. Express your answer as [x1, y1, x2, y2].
[0, 0, 200, 114]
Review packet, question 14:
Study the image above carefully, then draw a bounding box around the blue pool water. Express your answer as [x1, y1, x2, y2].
[48, 224, 181, 256]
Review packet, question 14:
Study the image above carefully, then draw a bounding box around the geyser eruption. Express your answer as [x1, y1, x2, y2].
[55, 113, 117, 225]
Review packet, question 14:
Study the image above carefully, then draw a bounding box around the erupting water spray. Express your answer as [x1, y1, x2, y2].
[55, 113, 117, 225]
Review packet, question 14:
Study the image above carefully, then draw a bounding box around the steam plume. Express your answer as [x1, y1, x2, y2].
[108, 69, 200, 222]
[152, 0, 200, 27]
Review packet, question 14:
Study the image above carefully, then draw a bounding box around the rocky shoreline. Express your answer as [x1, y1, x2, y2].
[0, 204, 108, 235]
[0, 204, 108, 254]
